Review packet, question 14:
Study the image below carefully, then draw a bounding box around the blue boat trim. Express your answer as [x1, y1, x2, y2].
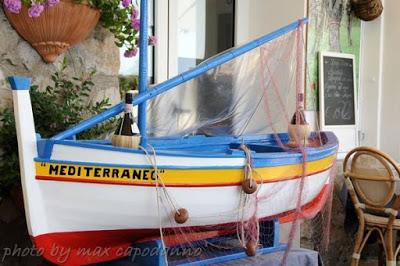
[51, 18, 308, 141]
[7, 76, 32, 90]
[35, 132, 338, 168]
[177, 245, 288, 266]
[34, 158, 245, 170]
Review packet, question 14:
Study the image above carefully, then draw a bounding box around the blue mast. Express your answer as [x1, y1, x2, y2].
[138, 0, 149, 147]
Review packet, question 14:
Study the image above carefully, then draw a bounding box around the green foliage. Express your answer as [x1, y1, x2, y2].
[118, 75, 138, 98]
[0, 58, 116, 198]
[90, 0, 140, 53]
[0, 109, 20, 199]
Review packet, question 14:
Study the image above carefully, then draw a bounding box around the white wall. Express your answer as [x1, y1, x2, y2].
[379, 0, 400, 160]
[235, 0, 306, 45]
[359, 15, 383, 149]
[359, 0, 400, 160]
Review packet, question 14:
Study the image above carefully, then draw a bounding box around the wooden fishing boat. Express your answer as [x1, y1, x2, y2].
[8, 6, 338, 265]
[9, 76, 337, 265]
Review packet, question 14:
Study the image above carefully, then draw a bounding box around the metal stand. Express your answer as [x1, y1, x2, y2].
[104, 220, 287, 266]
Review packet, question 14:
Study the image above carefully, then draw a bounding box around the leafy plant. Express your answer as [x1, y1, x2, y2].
[0, 109, 20, 199]
[3, 0, 156, 57]
[119, 74, 138, 98]
[0, 58, 116, 198]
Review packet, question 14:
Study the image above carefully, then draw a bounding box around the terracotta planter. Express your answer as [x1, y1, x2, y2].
[3, 0, 101, 63]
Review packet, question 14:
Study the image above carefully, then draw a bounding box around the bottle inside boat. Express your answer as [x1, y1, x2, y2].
[111, 90, 141, 148]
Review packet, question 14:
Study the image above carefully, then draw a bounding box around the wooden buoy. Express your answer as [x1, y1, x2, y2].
[245, 241, 257, 257]
[242, 178, 258, 194]
[174, 208, 189, 224]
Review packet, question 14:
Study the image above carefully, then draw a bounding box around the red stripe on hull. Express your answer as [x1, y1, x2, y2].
[31, 184, 330, 265]
[32, 229, 157, 265]
[278, 184, 331, 223]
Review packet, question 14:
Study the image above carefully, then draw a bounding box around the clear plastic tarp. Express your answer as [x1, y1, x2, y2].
[147, 25, 301, 138]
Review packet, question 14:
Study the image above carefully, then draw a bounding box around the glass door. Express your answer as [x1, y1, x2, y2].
[166, 0, 235, 134]
[168, 0, 235, 76]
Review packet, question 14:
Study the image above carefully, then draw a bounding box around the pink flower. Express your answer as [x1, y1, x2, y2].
[4, 0, 22, 13]
[131, 19, 140, 31]
[148, 36, 157, 46]
[132, 8, 139, 19]
[121, 0, 131, 8]
[28, 4, 45, 17]
[47, 0, 60, 7]
[124, 48, 138, 58]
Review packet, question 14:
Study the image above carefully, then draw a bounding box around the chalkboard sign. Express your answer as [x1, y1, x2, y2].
[319, 52, 356, 126]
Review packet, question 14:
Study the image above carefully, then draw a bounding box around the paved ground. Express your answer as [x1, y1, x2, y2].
[0, 199, 50, 266]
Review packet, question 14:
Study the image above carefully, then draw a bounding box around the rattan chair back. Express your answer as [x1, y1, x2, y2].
[344, 147, 399, 209]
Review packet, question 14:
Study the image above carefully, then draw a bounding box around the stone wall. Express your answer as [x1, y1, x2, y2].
[0, 7, 121, 111]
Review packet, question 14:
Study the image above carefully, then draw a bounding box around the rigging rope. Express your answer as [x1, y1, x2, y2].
[139, 145, 168, 265]
[237, 144, 260, 249]
[140, 145, 181, 214]
[140, 144, 188, 266]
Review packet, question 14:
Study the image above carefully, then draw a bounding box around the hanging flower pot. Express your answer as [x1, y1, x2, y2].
[351, 0, 383, 21]
[3, 0, 100, 63]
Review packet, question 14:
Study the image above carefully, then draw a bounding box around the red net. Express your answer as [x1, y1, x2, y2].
[136, 22, 338, 265]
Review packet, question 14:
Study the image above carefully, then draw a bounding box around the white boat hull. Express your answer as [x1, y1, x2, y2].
[36, 168, 331, 234]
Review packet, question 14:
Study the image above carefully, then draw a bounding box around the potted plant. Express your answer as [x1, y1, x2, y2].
[2, 0, 155, 63]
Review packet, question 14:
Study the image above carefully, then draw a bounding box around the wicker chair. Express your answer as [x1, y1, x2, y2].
[343, 147, 400, 266]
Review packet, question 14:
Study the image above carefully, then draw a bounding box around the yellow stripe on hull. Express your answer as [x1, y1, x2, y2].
[35, 155, 335, 187]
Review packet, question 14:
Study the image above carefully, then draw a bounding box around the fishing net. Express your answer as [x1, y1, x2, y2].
[129, 21, 337, 265]
[146, 25, 298, 137]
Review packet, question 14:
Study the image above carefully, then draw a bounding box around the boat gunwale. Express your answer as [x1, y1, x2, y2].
[36, 132, 338, 166]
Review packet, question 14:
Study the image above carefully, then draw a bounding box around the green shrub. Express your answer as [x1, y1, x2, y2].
[119, 74, 138, 98]
[0, 58, 116, 198]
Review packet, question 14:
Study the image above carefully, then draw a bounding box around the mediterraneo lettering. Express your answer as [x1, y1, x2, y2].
[46, 164, 162, 181]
